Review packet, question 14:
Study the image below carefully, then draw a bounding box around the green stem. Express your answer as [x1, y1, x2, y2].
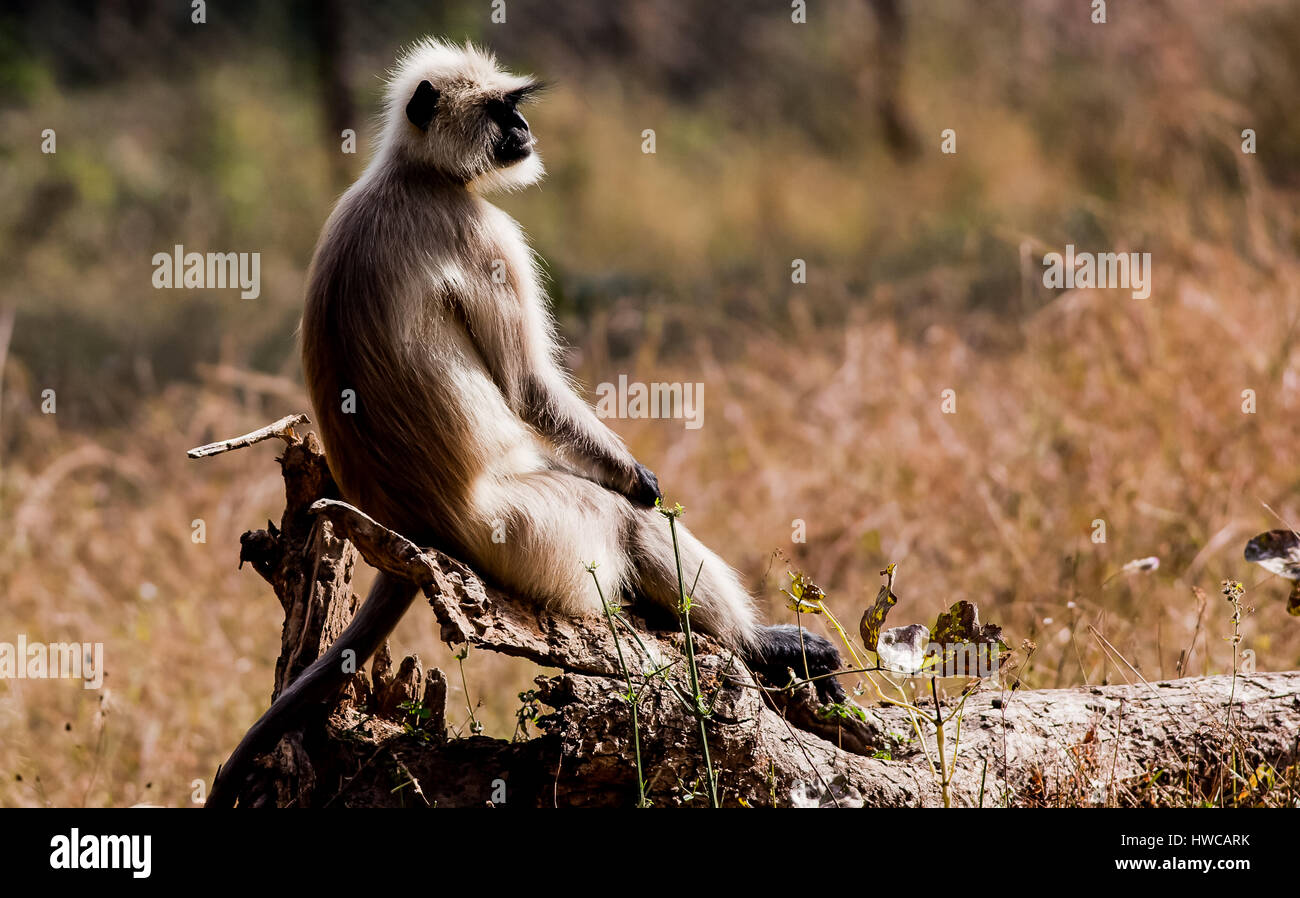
[932, 678, 951, 808]
[667, 511, 718, 808]
[589, 567, 647, 807]
[455, 648, 480, 735]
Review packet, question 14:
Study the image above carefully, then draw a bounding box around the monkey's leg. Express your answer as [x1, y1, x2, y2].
[470, 472, 846, 703]
[474, 470, 764, 645]
[627, 508, 848, 704]
[468, 470, 635, 619]
[626, 507, 760, 651]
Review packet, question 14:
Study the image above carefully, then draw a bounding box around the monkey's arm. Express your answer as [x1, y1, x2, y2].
[520, 366, 661, 505]
[456, 283, 660, 505]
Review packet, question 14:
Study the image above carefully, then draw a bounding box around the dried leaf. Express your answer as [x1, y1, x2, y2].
[1244, 530, 1300, 579]
[782, 571, 825, 615]
[931, 600, 1008, 650]
[859, 583, 898, 651]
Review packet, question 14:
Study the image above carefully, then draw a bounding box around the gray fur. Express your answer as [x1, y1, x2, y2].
[303, 39, 761, 642]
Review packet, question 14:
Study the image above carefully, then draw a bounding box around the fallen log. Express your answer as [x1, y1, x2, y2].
[193, 418, 1300, 807]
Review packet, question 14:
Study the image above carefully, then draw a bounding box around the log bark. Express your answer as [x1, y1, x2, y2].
[193, 418, 1300, 807]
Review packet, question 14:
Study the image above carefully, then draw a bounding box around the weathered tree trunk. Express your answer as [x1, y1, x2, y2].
[191, 418, 1300, 807]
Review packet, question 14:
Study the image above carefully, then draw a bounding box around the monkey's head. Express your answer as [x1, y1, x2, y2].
[383, 38, 545, 192]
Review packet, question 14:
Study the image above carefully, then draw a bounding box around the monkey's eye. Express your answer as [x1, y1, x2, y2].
[485, 98, 529, 133]
[505, 82, 545, 105]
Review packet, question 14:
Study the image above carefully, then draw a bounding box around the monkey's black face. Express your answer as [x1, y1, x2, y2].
[402, 74, 544, 187]
[487, 97, 533, 165]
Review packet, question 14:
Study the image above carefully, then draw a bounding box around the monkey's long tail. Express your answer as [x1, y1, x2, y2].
[205, 572, 419, 807]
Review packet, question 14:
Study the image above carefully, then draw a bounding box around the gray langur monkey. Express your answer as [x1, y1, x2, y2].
[207, 39, 844, 806]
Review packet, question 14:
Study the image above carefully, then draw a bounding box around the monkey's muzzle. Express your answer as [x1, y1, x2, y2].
[494, 128, 534, 165]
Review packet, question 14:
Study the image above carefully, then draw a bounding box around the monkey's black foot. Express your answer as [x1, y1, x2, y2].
[748, 624, 847, 704]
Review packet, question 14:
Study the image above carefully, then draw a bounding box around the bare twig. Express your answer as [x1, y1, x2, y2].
[187, 412, 311, 458]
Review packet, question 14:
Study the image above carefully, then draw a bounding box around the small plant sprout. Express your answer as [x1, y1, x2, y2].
[585, 560, 650, 807]
[453, 643, 483, 736]
[1222, 578, 1253, 795]
[783, 571, 824, 615]
[659, 502, 720, 807]
[396, 698, 432, 741]
[781, 567, 870, 703]
[513, 689, 542, 741]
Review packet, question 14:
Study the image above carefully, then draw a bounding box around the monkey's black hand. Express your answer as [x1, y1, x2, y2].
[626, 462, 662, 507]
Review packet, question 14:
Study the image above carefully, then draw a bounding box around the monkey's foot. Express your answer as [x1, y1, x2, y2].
[749, 624, 847, 704]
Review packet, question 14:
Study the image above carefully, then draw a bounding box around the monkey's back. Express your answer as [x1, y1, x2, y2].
[302, 167, 545, 552]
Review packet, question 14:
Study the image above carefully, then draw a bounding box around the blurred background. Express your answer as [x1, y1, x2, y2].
[3, 0, 1300, 807]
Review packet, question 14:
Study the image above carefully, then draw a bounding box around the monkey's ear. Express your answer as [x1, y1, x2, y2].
[406, 80, 439, 131]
